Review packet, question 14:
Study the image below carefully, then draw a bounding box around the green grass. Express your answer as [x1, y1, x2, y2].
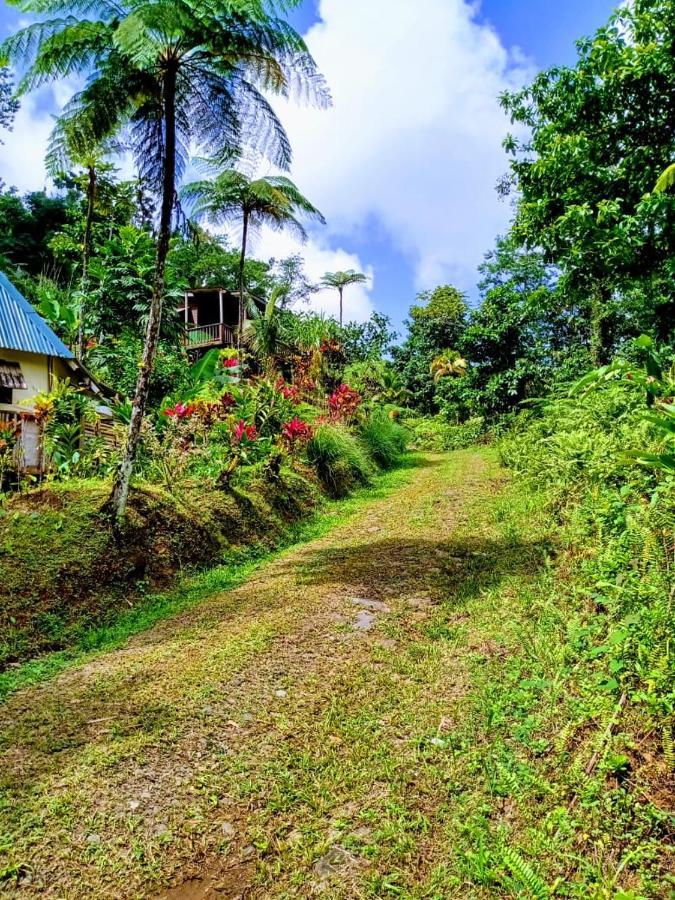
[0, 457, 421, 703]
[306, 423, 375, 497]
[358, 409, 408, 469]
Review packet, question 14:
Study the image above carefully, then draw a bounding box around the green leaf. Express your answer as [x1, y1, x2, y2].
[189, 348, 221, 386]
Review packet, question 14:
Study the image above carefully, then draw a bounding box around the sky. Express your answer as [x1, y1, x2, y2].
[0, 0, 617, 332]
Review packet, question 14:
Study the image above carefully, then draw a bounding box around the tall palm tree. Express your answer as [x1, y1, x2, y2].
[2, 0, 329, 521]
[320, 270, 368, 326]
[46, 121, 120, 359]
[181, 164, 325, 338]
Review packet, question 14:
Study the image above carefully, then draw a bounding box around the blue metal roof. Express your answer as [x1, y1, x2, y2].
[0, 271, 74, 359]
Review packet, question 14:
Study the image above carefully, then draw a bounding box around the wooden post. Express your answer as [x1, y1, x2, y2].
[218, 289, 225, 346]
[184, 292, 189, 325]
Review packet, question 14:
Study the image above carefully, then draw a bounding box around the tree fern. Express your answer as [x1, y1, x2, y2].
[320, 270, 368, 326]
[181, 163, 324, 338]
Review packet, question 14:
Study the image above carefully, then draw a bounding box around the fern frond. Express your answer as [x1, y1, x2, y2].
[663, 726, 675, 771]
[654, 163, 675, 193]
[500, 846, 550, 900]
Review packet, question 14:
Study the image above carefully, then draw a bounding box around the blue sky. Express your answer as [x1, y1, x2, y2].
[0, 0, 616, 332]
[278, 0, 617, 331]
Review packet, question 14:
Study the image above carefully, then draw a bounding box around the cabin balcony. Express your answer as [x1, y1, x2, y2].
[179, 288, 266, 355]
[184, 321, 235, 350]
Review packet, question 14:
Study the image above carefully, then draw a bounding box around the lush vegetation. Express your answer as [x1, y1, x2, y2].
[0, 0, 673, 895]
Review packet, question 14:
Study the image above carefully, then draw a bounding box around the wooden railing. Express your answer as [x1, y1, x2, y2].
[0, 410, 22, 426]
[185, 322, 235, 350]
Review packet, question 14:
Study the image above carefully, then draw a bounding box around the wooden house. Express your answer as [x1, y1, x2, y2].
[179, 288, 266, 354]
[0, 271, 111, 474]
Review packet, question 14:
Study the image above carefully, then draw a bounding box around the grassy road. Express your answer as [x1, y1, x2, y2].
[0, 451, 669, 898]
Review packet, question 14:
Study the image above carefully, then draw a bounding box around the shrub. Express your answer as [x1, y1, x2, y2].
[328, 383, 362, 422]
[306, 424, 374, 497]
[358, 410, 408, 469]
[403, 414, 484, 451]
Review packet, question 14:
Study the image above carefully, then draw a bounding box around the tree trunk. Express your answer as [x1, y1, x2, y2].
[237, 211, 249, 349]
[589, 281, 612, 367]
[110, 65, 177, 523]
[78, 164, 96, 360]
[338, 286, 343, 327]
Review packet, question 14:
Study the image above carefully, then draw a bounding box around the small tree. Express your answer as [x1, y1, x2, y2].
[320, 270, 368, 327]
[431, 350, 468, 381]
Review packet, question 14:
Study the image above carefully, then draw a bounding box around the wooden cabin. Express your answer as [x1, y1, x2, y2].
[0, 271, 112, 474]
[178, 288, 266, 353]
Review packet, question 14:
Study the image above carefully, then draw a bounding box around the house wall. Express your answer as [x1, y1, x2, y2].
[0, 350, 71, 473]
[0, 349, 48, 413]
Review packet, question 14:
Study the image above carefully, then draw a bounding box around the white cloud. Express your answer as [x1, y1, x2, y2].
[267, 0, 532, 293]
[256, 229, 375, 323]
[0, 82, 77, 191]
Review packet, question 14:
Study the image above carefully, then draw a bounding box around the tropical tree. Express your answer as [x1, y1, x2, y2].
[393, 285, 468, 412]
[1, 0, 329, 520]
[0, 186, 73, 277]
[320, 269, 367, 326]
[46, 122, 120, 358]
[500, 0, 675, 359]
[181, 165, 325, 337]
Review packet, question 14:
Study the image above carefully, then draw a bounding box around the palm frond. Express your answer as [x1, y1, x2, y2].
[321, 270, 368, 289]
[654, 162, 675, 193]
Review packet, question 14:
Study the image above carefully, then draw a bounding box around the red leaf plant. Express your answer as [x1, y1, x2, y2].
[164, 402, 197, 419]
[232, 420, 258, 444]
[328, 384, 361, 421]
[194, 393, 236, 427]
[276, 378, 301, 404]
[282, 416, 313, 445]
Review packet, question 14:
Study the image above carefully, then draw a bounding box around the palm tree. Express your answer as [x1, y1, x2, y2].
[181, 165, 325, 339]
[46, 122, 120, 359]
[320, 270, 368, 326]
[2, 0, 329, 521]
[430, 350, 468, 381]
[244, 284, 291, 371]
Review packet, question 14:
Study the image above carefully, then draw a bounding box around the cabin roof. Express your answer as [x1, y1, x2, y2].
[183, 287, 266, 304]
[0, 271, 74, 359]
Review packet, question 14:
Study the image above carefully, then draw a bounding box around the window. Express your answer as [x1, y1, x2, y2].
[0, 386, 11, 405]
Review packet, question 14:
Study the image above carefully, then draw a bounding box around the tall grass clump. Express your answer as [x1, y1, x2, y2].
[306, 424, 374, 498]
[358, 410, 408, 469]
